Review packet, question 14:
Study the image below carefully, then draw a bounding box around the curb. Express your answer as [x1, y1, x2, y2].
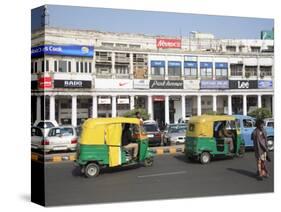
[150, 147, 184, 155]
[31, 152, 76, 163]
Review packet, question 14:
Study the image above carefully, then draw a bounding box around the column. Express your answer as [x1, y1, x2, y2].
[181, 95, 186, 119]
[213, 95, 217, 113]
[130, 53, 134, 79]
[111, 52, 116, 79]
[49, 95, 55, 121]
[243, 95, 247, 116]
[197, 95, 201, 116]
[36, 96, 41, 121]
[258, 94, 262, 108]
[71, 95, 77, 126]
[165, 95, 170, 124]
[147, 95, 153, 120]
[165, 56, 168, 80]
[112, 95, 117, 117]
[130, 95, 135, 110]
[228, 95, 232, 115]
[92, 95, 97, 118]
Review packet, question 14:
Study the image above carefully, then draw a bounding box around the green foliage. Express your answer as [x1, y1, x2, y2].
[123, 108, 150, 120]
[248, 108, 272, 120]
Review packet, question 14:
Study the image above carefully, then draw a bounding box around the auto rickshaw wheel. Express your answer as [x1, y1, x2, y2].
[200, 152, 211, 164]
[85, 163, 100, 178]
[144, 157, 153, 167]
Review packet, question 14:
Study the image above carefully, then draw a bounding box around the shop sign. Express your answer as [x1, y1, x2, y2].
[117, 98, 130, 104]
[38, 76, 52, 89]
[98, 98, 111, 104]
[54, 80, 92, 89]
[184, 80, 200, 90]
[258, 80, 273, 89]
[31, 45, 94, 58]
[151, 60, 165, 67]
[133, 79, 149, 89]
[95, 79, 132, 89]
[153, 96, 165, 101]
[156, 38, 181, 49]
[200, 80, 229, 89]
[150, 80, 183, 89]
[229, 80, 258, 89]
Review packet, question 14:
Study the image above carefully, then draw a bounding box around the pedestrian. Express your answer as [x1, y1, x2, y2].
[251, 119, 270, 180]
[135, 111, 143, 125]
[122, 123, 139, 160]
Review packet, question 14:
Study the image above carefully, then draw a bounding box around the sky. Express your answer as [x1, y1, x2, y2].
[31, 4, 274, 39]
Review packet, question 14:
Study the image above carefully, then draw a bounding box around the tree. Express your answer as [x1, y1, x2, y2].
[123, 108, 150, 120]
[248, 108, 272, 120]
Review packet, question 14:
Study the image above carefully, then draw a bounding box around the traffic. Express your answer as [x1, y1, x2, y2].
[31, 114, 274, 177]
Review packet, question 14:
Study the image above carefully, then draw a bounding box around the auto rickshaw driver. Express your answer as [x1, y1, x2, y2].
[217, 122, 234, 152]
[122, 123, 139, 160]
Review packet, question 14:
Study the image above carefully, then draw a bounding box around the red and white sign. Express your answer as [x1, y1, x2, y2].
[153, 96, 165, 102]
[95, 79, 133, 89]
[38, 76, 52, 89]
[156, 38, 181, 49]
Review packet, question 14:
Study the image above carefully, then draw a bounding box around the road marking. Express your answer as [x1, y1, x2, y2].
[137, 171, 187, 178]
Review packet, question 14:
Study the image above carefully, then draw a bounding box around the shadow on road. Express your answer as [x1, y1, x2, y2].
[227, 168, 257, 179]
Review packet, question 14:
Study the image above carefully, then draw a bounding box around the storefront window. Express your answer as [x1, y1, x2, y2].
[184, 67, 197, 77]
[200, 62, 213, 79]
[260, 66, 272, 76]
[215, 68, 227, 79]
[151, 67, 165, 76]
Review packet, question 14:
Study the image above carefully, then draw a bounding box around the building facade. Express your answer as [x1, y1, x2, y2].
[31, 27, 274, 126]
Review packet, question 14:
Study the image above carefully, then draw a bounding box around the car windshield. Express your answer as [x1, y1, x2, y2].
[143, 124, 158, 132]
[169, 128, 186, 134]
[267, 122, 274, 127]
[61, 128, 74, 136]
[37, 122, 55, 129]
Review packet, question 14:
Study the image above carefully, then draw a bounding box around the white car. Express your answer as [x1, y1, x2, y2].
[31, 127, 44, 151]
[33, 120, 59, 137]
[32, 126, 78, 153]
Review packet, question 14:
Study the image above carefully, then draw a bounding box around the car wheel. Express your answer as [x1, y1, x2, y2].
[85, 163, 100, 178]
[200, 152, 211, 164]
[144, 157, 153, 167]
[267, 137, 274, 151]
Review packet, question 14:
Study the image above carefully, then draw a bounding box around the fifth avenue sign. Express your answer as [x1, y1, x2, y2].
[149, 80, 183, 89]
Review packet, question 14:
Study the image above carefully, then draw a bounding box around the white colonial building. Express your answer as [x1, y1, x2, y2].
[31, 27, 274, 126]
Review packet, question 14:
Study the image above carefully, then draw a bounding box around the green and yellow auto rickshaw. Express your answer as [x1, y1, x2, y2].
[75, 117, 154, 177]
[185, 115, 245, 164]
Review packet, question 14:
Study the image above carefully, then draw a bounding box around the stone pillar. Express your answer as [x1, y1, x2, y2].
[36, 96, 41, 121]
[165, 95, 170, 124]
[228, 95, 232, 115]
[112, 52, 116, 78]
[213, 95, 217, 113]
[49, 95, 55, 121]
[258, 94, 262, 108]
[71, 95, 77, 126]
[130, 95, 135, 110]
[112, 95, 117, 117]
[148, 95, 153, 120]
[181, 95, 186, 119]
[243, 95, 247, 116]
[92, 95, 97, 118]
[197, 95, 201, 116]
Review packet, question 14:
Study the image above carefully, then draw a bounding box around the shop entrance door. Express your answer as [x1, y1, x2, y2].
[153, 96, 165, 129]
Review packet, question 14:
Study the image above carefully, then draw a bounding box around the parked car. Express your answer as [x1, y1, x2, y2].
[31, 127, 44, 151]
[234, 115, 274, 151]
[163, 123, 187, 146]
[33, 120, 59, 137]
[264, 118, 274, 128]
[143, 120, 162, 146]
[32, 125, 78, 153]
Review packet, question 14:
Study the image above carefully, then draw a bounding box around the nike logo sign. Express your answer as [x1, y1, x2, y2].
[119, 82, 128, 86]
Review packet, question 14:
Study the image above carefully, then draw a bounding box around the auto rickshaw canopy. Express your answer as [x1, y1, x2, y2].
[187, 115, 236, 138]
[80, 117, 141, 145]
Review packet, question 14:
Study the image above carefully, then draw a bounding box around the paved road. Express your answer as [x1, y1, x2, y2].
[33, 151, 274, 206]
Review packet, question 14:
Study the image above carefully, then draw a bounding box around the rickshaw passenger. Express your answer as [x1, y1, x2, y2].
[217, 122, 234, 152]
[122, 123, 139, 159]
